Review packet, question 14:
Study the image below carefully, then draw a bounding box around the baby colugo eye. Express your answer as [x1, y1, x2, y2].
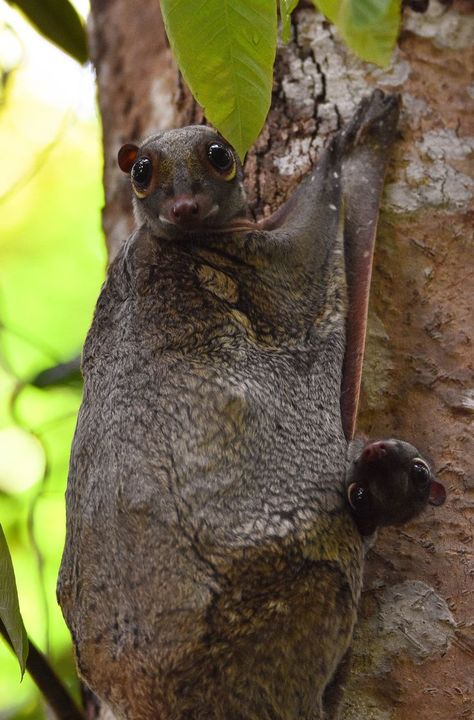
[348, 483, 369, 511]
[410, 460, 430, 488]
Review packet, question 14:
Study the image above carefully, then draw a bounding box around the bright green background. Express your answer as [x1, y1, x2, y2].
[0, 5, 105, 715]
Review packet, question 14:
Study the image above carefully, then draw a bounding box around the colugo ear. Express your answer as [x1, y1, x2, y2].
[118, 143, 139, 173]
[429, 479, 447, 507]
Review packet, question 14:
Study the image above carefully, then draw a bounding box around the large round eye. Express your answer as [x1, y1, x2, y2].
[410, 460, 431, 488]
[207, 143, 236, 179]
[348, 483, 371, 513]
[131, 157, 153, 192]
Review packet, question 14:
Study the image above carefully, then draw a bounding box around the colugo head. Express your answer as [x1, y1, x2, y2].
[118, 126, 250, 239]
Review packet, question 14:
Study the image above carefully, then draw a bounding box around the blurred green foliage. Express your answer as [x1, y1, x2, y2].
[6, 0, 88, 64]
[0, 43, 105, 719]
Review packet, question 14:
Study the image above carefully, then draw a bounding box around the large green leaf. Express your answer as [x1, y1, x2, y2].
[7, 0, 88, 64]
[315, 0, 401, 67]
[280, 0, 299, 42]
[0, 524, 28, 677]
[161, 0, 277, 159]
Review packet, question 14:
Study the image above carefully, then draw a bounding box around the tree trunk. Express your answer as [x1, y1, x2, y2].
[88, 1, 473, 718]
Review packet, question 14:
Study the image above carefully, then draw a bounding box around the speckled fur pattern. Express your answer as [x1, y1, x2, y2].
[58, 91, 399, 720]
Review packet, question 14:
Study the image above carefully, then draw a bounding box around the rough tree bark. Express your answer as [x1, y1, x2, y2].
[87, 1, 473, 718]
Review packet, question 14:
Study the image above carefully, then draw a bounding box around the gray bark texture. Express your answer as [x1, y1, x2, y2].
[86, 0, 473, 718]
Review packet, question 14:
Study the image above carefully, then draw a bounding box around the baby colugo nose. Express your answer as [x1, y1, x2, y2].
[362, 440, 387, 461]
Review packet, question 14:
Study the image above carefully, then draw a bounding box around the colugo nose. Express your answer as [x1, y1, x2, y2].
[171, 196, 200, 221]
[362, 441, 387, 461]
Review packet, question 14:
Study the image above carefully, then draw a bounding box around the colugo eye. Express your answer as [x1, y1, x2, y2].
[132, 157, 153, 188]
[207, 143, 235, 178]
[348, 484, 370, 511]
[410, 460, 430, 487]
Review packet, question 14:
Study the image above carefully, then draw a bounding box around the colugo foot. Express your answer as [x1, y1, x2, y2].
[338, 88, 400, 157]
[346, 438, 446, 536]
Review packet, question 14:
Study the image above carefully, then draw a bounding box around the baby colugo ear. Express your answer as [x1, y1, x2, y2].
[346, 438, 447, 538]
[118, 143, 139, 173]
[429, 479, 447, 506]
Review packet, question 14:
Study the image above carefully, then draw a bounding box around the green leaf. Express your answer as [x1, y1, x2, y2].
[0, 524, 29, 677]
[161, 0, 277, 159]
[315, 0, 401, 67]
[7, 0, 88, 64]
[280, 0, 299, 42]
